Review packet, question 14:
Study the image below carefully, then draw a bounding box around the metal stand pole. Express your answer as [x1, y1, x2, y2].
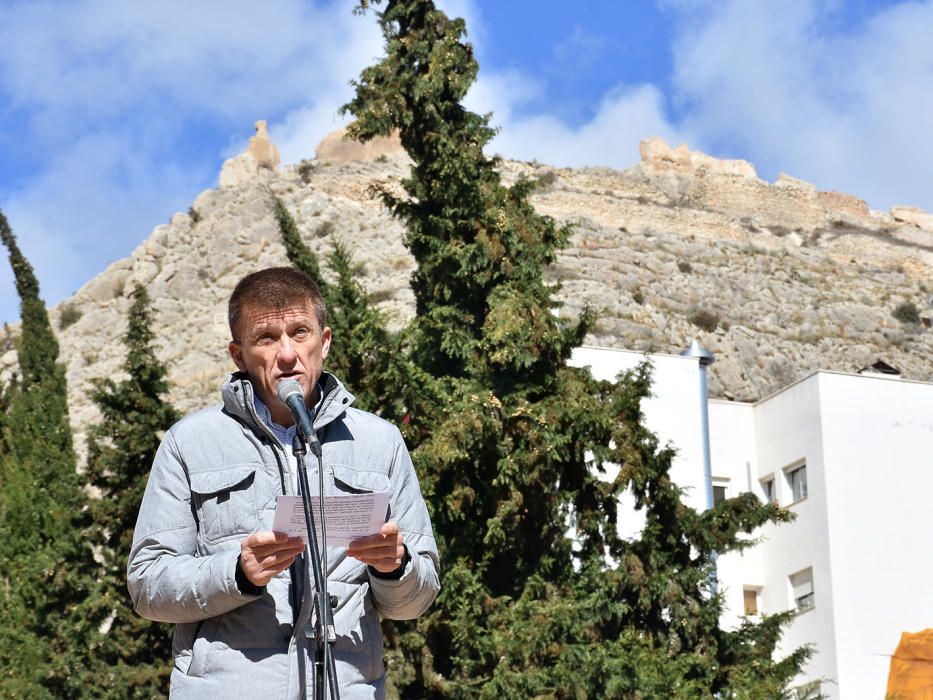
[292, 435, 339, 700]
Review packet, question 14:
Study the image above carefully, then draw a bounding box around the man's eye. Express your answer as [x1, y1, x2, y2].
[257, 335, 276, 346]
[293, 328, 310, 340]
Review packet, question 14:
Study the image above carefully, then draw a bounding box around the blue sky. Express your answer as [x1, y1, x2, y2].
[1, 0, 931, 325]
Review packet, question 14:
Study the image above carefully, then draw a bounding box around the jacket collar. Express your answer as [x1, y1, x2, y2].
[222, 371, 355, 438]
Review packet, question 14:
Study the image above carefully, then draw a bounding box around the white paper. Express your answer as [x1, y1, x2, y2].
[272, 492, 390, 547]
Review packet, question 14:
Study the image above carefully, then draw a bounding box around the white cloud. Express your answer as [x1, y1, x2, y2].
[458, 3, 687, 171]
[270, 0, 486, 164]
[0, 130, 206, 321]
[469, 0, 933, 210]
[3, 0, 932, 326]
[461, 0, 933, 212]
[667, 0, 933, 210]
[464, 70, 543, 124]
[480, 80, 686, 168]
[436, 0, 487, 46]
[271, 4, 387, 163]
[271, 101, 352, 165]
[0, 1, 375, 131]
[0, 0, 384, 323]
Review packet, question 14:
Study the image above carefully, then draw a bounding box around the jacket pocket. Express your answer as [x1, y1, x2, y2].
[185, 619, 212, 678]
[330, 465, 390, 495]
[190, 464, 259, 544]
[171, 619, 200, 676]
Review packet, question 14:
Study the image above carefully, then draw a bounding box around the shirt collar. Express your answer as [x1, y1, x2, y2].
[253, 382, 324, 447]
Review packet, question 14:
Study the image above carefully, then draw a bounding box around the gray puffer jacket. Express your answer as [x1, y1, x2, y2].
[127, 372, 440, 699]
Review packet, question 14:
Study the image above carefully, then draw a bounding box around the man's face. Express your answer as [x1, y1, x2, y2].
[228, 302, 331, 424]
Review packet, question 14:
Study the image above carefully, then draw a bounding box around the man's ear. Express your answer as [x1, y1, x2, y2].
[321, 326, 332, 361]
[229, 341, 247, 372]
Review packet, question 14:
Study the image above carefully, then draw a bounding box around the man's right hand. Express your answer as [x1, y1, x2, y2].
[240, 531, 305, 587]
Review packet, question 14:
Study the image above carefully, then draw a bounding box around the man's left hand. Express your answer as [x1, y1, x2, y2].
[348, 521, 405, 573]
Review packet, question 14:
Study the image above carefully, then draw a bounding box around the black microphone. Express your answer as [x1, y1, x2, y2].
[276, 379, 322, 457]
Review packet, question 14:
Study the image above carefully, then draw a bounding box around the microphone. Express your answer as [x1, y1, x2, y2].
[276, 379, 322, 457]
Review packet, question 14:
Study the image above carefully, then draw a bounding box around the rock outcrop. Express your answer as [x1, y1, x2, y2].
[248, 120, 281, 171]
[639, 137, 757, 178]
[219, 120, 281, 188]
[891, 206, 933, 231]
[315, 128, 406, 165]
[2, 130, 932, 463]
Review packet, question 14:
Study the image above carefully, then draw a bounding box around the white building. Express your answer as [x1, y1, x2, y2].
[570, 345, 933, 700]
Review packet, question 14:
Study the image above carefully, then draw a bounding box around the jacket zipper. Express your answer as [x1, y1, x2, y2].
[240, 381, 288, 495]
[234, 376, 350, 628]
[238, 381, 300, 624]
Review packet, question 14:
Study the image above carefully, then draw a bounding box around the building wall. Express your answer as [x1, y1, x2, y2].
[741, 376, 840, 697]
[707, 399, 760, 632]
[569, 346, 707, 539]
[571, 346, 933, 698]
[816, 372, 933, 699]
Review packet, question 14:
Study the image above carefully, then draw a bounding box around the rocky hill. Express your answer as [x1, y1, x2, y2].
[3, 129, 932, 461]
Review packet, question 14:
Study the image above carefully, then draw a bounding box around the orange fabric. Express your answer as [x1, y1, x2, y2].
[887, 630, 933, 699]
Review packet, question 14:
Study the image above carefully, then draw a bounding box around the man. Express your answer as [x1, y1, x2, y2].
[128, 267, 440, 699]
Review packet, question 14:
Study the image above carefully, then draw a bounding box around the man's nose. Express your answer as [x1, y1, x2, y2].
[277, 336, 298, 363]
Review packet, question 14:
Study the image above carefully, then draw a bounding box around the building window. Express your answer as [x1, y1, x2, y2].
[760, 476, 776, 504]
[789, 568, 815, 612]
[712, 477, 729, 506]
[743, 588, 760, 615]
[786, 463, 808, 502]
[794, 680, 821, 699]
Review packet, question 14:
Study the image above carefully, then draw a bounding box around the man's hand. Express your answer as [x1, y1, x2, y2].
[347, 521, 405, 573]
[240, 531, 305, 587]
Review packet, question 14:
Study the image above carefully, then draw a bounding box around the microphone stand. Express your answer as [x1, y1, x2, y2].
[291, 434, 339, 700]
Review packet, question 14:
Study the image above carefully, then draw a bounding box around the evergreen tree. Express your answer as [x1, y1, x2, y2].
[273, 195, 327, 290]
[323, 239, 411, 419]
[77, 283, 179, 697]
[0, 210, 95, 698]
[343, 3, 808, 697]
[273, 195, 411, 418]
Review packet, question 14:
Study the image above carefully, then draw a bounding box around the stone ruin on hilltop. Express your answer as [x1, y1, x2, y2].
[2, 124, 932, 463]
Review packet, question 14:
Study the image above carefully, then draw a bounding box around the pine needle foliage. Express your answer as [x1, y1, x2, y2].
[325, 238, 410, 419]
[78, 283, 180, 698]
[342, 2, 809, 698]
[0, 210, 95, 698]
[272, 195, 412, 419]
[273, 195, 326, 287]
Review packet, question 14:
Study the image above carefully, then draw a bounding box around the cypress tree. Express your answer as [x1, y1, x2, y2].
[273, 195, 327, 289]
[273, 195, 410, 418]
[343, 2, 808, 697]
[0, 210, 95, 698]
[77, 283, 179, 697]
[323, 238, 411, 419]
